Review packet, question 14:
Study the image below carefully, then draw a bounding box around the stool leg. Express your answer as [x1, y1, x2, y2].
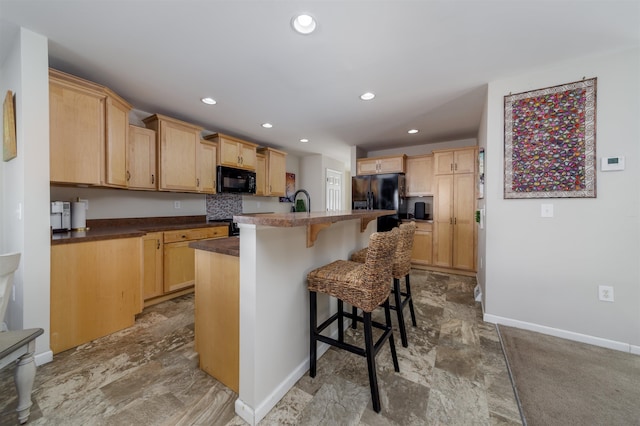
[406, 275, 417, 327]
[337, 299, 344, 343]
[351, 306, 357, 329]
[384, 298, 400, 372]
[309, 291, 317, 378]
[393, 277, 408, 347]
[363, 312, 381, 413]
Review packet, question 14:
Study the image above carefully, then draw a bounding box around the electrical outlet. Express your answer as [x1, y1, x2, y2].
[174, 201, 181, 209]
[598, 285, 614, 302]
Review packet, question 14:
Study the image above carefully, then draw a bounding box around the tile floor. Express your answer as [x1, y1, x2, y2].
[0, 269, 522, 425]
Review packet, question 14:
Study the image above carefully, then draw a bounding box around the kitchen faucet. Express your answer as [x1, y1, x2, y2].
[292, 189, 311, 213]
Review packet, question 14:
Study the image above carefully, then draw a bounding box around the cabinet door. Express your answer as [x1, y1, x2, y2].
[163, 241, 196, 293]
[159, 121, 199, 191]
[378, 156, 405, 174]
[239, 142, 257, 170]
[142, 232, 163, 301]
[433, 151, 455, 175]
[411, 223, 433, 265]
[49, 78, 105, 185]
[219, 138, 241, 167]
[128, 125, 157, 190]
[452, 173, 476, 270]
[454, 148, 476, 174]
[104, 95, 131, 187]
[406, 155, 433, 196]
[255, 153, 266, 196]
[357, 158, 379, 175]
[267, 150, 286, 196]
[433, 175, 454, 268]
[50, 238, 141, 354]
[198, 141, 217, 193]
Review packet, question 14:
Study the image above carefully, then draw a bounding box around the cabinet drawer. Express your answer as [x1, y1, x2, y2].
[163, 226, 227, 243]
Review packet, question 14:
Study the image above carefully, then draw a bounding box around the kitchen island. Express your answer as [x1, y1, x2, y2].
[229, 210, 394, 425]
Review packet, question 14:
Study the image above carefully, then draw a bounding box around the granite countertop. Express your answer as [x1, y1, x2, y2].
[189, 236, 239, 257]
[51, 215, 231, 245]
[233, 210, 396, 227]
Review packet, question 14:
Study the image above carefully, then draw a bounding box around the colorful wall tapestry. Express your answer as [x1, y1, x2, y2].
[504, 78, 596, 198]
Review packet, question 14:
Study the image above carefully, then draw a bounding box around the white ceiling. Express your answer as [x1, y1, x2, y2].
[1, 1, 639, 164]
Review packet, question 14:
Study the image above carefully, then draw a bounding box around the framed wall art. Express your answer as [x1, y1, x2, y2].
[3, 90, 17, 162]
[504, 78, 597, 199]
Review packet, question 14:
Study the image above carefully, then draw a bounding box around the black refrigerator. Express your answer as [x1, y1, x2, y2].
[352, 173, 407, 232]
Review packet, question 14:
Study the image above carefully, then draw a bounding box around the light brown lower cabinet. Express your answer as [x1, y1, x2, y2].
[194, 249, 239, 393]
[410, 221, 433, 266]
[162, 227, 228, 294]
[142, 232, 163, 300]
[433, 173, 476, 271]
[50, 238, 141, 354]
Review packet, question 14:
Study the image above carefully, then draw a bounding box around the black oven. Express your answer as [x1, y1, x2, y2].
[217, 166, 256, 194]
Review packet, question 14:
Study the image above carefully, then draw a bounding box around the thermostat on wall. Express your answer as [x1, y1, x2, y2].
[601, 156, 625, 171]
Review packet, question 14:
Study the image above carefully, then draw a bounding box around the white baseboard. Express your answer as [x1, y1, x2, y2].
[484, 314, 636, 354]
[234, 340, 333, 425]
[35, 350, 53, 366]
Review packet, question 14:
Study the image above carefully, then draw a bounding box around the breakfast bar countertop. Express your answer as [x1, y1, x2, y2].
[189, 236, 239, 257]
[233, 210, 396, 227]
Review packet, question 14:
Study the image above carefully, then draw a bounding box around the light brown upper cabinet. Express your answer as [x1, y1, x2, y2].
[433, 147, 476, 175]
[257, 147, 287, 197]
[206, 133, 258, 171]
[143, 114, 204, 192]
[104, 89, 133, 188]
[49, 69, 106, 185]
[405, 154, 434, 196]
[128, 125, 157, 190]
[255, 153, 266, 196]
[356, 154, 406, 175]
[198, 140, 217, 193]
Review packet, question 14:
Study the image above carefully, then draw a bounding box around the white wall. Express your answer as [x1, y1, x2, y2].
[483, 47, 640, 351]
[0, 28, 52, 359]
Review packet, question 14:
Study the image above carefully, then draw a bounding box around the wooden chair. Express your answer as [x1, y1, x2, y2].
[350, 222, 417, 347]
[307, 228, 400, 413]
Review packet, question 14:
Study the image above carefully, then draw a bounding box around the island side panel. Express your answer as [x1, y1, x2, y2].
[194, 249, 239, 393]
[235, 219, 374, 424]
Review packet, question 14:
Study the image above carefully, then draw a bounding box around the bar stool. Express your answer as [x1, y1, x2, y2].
[307, 228, 400, 413]
[350, 222, 417, 347]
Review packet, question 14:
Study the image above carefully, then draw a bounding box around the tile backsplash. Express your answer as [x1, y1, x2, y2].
[206, 193, 242, 220]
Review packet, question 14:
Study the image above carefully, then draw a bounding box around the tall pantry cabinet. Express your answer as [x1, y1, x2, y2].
[432, 147, 477, 271]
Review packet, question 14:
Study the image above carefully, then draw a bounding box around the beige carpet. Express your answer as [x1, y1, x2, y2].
[498, 325, 640, 426]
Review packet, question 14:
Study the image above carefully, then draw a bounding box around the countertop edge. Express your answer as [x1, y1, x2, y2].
[233, 210, 396, 227]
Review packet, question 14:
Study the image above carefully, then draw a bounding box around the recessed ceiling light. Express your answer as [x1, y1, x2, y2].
[292, 14, 317, 34]
[360, 92, 375, 101]
[408, 129, 419, 134]
[261, 123, 273, 128]
[299, 138, 309, 143]
[201, 97, 216, 105]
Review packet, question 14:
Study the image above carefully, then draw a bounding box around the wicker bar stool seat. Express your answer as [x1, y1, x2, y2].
[350, 222, 417, 347]
[307, 228, 400, 413]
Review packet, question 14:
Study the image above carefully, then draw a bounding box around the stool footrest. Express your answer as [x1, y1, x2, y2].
[315, 314, 394, 359]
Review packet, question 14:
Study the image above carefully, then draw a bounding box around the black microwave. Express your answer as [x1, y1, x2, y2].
[217, 166, 256, 194]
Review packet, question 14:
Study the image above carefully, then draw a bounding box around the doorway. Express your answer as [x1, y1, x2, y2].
[326, 169, 342, 211]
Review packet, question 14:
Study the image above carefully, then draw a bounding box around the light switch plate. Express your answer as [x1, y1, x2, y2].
[541, 204, 553, 218]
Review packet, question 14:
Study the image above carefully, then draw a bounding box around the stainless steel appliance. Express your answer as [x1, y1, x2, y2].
[352, 173, 407, 231]
[216, 166, 256, 194]
[50, 201, 71, 232]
